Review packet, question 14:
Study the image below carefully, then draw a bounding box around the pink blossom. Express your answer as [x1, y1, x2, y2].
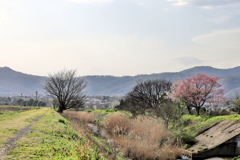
[170, 74, 226, 115]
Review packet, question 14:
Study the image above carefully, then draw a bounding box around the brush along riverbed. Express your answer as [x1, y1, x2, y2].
[63, 109, 240, 159]
[61, 110, 183, 160]
[0, 106, 106, 160]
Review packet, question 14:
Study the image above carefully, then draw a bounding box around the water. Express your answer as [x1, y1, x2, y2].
[87, 123, 113, 143]
[87, 124, 231, 160]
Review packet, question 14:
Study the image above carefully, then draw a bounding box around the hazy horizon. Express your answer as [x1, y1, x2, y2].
[2, 65, 240, 77]
[1, 0, 240, 76]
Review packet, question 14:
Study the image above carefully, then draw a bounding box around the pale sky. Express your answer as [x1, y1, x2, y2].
[0, 0, 240, 76]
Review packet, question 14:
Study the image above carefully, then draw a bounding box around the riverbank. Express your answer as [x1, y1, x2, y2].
[61, 110, 182, 160]
[0, 106, 105, 160]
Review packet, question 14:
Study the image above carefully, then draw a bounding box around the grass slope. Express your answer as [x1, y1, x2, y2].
[182, 114, 240, 137]
[6, 109, 105, 160]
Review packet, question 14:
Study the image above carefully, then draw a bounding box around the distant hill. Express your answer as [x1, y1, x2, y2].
[1, 66, 240, 98]
[0, 67, 46, 96]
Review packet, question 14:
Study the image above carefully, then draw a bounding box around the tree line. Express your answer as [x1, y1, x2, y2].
[16, 98, 47, 106]
[43, 69, 240, 129]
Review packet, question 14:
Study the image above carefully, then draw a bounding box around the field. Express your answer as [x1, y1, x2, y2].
[2, 106, 240, 159]
[0, 106, 105, 160]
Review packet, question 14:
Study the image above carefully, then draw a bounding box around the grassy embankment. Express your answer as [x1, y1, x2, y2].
[4, 108, 105, 160]
[62, 109, 182, 160]
[181, 114, 240, 136]
[167, 113, 240, 150]
[65, 109, 240, 157]
[0, 107, 48, 148]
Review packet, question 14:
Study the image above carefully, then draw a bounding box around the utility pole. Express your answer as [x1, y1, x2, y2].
[35, 91, 38, 101]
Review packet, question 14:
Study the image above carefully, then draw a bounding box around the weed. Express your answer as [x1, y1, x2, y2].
[104, 112, 131, 134]
[109, 115, 182, 159]
[58, 118, 70, 125]
[6, 109, 105, 160]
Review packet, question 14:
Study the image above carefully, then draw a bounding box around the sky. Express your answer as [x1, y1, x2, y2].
[0, 0, 240, 76]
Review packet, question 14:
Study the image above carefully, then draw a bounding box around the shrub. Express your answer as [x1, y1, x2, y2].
[174, 132, 196, 146]
[110, 116, 182, 159]
[61, 111, 96, 125]
[58, 118, 70, 125]
[106, 109, 116, 113]
[104, 112, 131, 134]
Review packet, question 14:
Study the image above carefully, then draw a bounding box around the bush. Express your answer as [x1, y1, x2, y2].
[112, 116, 182, 159]
[104, 112, 131, 134]
[219, 109, 230, 115]
[105, 109, 116, 113]
[61, 111, 96, 125]
[174, 132, 196, 146]
[58, 118, 70, 125]
[232, 155, 240, 160]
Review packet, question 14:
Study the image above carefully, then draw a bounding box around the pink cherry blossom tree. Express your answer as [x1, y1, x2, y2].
[171, 74, 226, 115]
[165, 80, 193, 114]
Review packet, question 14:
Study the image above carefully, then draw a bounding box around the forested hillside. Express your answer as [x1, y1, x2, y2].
[1, 66, 240, 98]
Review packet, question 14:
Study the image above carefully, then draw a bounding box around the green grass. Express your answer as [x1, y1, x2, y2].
[0, 108, 48, 148]
[87, 133, 113, 154]
[6, 109, 105, 160]
[0, 110, 25, 120]
[0, 106, 43, 121]
[0, 105, 40, 109]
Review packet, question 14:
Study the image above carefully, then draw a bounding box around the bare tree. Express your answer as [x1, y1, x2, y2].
[43, 69, 87, 113]
[127, 79, 172, 109]
[116, 79, 172, 117]
[116, 96, 147, 118]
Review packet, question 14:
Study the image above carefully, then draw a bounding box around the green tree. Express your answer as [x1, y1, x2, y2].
[233, 97, 240, 114]
[37, 101, 47, 106]
[41, 102, 47, 107]
[52, 99, 59, 109]
[21, 100, 27, 106]
[16, 99, 24, 106]
[111, 101, 120, 109]
[219, 109, 230, 115]
[32, 100, 39, 106]
[26, 99, 34, 106]
[6, 97, 11, 102]
[37, 101, 43, 106]
[155, 101, 179, 129]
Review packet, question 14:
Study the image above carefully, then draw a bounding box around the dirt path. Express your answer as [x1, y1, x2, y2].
[0, 110, 48, 160]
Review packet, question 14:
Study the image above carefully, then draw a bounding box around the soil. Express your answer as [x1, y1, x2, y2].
[189, 120, 240, 152]
[0, 107, 32, 112]
[0, 107, 33, 122]
[0, 110, 48, 160]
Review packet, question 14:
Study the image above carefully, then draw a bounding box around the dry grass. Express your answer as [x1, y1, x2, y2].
[61, 111, 96, 125]
[62, 111, 182, 159]
[104, 114, 182, 160]
[104, 112, 131, 134]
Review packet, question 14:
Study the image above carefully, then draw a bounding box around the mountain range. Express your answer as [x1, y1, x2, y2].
[1, 66, 240, 99]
